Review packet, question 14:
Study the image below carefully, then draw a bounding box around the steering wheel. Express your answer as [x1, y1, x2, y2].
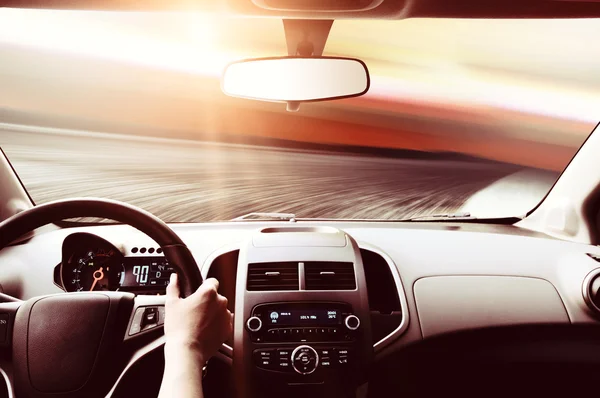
[0, 198, 203, 398]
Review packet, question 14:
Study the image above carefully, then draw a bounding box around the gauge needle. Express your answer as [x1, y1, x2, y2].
[90, 267, 104, 292]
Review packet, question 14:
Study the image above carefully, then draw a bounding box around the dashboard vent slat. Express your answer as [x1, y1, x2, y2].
[247, 262, 299, 291]
[304, 262, 356, 290]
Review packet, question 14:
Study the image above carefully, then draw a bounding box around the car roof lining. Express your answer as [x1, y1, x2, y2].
[2, 0, 600, 18]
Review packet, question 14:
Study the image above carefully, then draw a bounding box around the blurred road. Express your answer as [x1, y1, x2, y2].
[1, 126, 545, 222]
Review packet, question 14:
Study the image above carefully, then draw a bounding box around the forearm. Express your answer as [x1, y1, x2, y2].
[158, 344, 205, 398]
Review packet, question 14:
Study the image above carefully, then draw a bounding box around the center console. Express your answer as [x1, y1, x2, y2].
[233, 227, 373, 398]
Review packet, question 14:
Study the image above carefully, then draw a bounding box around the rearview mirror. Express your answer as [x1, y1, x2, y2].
[222, 57, 370, 106]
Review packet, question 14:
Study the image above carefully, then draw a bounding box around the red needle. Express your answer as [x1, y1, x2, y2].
[89, 267, 104, 291]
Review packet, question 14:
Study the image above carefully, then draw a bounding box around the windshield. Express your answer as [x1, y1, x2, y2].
[0, 10, 598, 222]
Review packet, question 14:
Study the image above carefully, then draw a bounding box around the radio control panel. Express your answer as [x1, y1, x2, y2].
[245, 302, 359, 344]
[254, 346, 351, 373]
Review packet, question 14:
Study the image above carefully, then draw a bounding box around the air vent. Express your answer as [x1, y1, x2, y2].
[304, 262, 356, 290]
[247, 262, 299, 291]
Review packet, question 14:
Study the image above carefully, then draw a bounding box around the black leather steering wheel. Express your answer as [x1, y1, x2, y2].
[0, 198, 203, 398]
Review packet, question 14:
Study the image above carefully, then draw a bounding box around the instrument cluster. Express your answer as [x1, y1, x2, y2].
[54, 232, 174, 294]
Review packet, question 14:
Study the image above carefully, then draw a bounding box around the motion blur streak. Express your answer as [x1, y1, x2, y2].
[1, 128, 542, 222]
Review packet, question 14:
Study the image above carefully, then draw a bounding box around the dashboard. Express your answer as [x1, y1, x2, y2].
[3, 220, 600, 397]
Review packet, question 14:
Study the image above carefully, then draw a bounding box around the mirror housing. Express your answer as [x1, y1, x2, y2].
[221, 56, 370, 110]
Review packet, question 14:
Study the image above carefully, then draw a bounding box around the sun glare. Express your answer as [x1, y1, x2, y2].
[0, 9, 234, 76]
[1, 9, 599, 123]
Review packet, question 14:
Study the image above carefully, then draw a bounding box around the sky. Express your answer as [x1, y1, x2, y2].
[0, 9, 599, 170]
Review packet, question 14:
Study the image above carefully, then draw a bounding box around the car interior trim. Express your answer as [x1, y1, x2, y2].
[105, 335, 166, 398]
[519, 123, 600, 244]
[200, 242, 244, 358]
[414, 275, 570, 338]
[357, 242, 410, 352]
[0, 366, 14, 398]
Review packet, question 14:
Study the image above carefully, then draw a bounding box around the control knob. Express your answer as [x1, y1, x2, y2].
[344, 314, 360, 331]
[291, 345, 319, 375]
[246, 316, 262, 332]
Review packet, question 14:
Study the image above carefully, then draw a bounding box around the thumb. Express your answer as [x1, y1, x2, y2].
[166, 273, 180, 302]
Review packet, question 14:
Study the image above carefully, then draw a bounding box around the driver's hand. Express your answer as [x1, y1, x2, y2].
[164, 273, 233, 364]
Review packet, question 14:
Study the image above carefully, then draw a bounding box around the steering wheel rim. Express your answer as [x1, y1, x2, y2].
[0, 197, 203, 296]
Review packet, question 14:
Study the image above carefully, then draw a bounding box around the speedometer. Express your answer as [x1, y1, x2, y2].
[69, 248, 123, 292]
[60, 233, 125, 292]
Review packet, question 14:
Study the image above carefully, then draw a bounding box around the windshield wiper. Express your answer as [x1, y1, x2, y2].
[231, 211, 520, 224]
[403, 212, 475, 221]
[403, 212, 522, 224]
[232, 212, 297, 222]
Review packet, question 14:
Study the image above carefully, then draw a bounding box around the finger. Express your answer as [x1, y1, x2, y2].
[220, 295, 229, 309]
[192, 278, 220, 300]
[216, 297, 228, 313]
[223, 310, 234, 340]
[166, 273, 180, 302]
[204, 277, 220, 292]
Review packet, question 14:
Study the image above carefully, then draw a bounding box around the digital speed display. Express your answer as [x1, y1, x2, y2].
[120, 257, 174, 289]
[267, 309, 340, 325]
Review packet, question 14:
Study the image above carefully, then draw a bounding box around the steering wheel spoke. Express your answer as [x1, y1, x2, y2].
[0, 300, 22, 352]
[125, 294, 166, 341]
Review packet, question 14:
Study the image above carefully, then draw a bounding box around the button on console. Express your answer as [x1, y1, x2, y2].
[318, 348, 331, 356]
[277, 360, 291, 370]
[334, 347, 352, 366]
[253, 349, 275, 369]
[277, 349, 292, 358]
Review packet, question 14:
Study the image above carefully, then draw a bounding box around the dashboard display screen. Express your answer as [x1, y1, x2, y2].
[121, 257, 174, 289]
[267, 309, 340, 325]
